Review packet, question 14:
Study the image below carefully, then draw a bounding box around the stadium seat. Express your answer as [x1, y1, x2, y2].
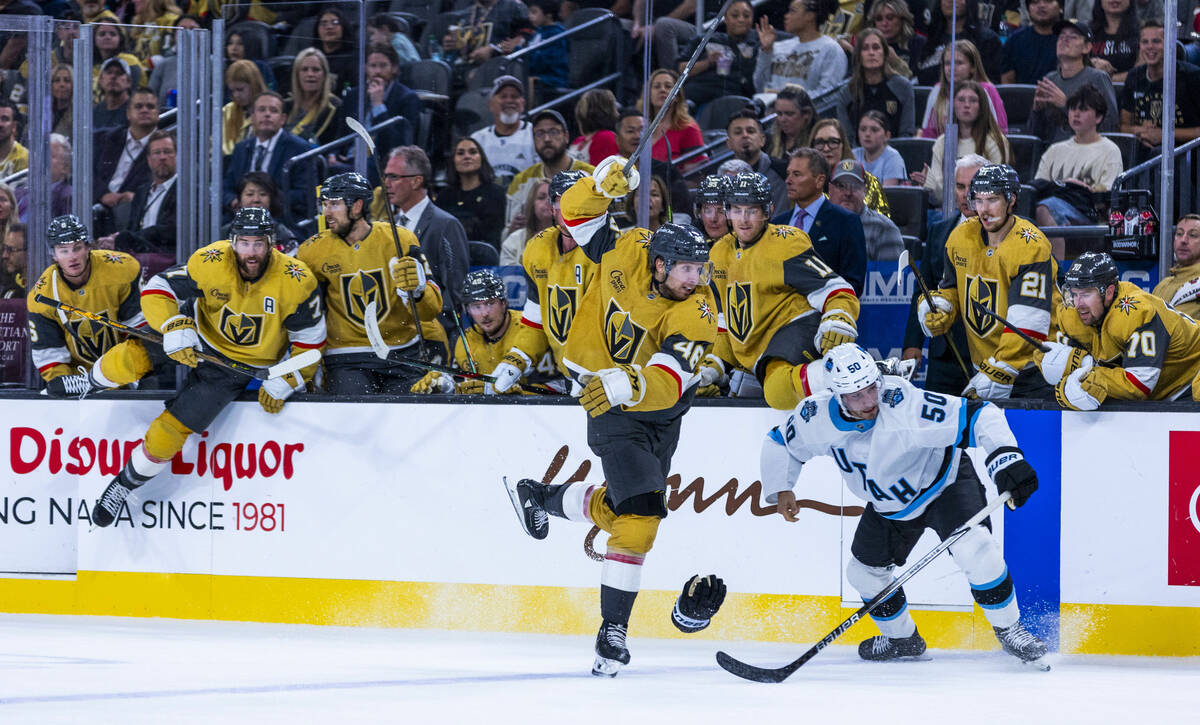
[696, 95, 754, 131]
[882, 185, 927, 240]
[406, 59, 452, 95]
[469, 56, 527, 92]
[280, 16, 317, 58]
[565, 8, 624, 90]
[902, 234, 923, 259]
[268, 56, 295, 98]
[1016, 184, 1034, 219]
[890, 137, 935, 176]
[996, 84, 1035, 132]
[469, 240, 500, 267]
[454, 88, 492, 135]
[1007, 134, 1043, 183]
[1102, 132, 1138, 171]
[228, 20, 275, 60]
[913, 86, 932, 119]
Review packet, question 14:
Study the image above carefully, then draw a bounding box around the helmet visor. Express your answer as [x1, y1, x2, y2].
[666, 259, 713, 287]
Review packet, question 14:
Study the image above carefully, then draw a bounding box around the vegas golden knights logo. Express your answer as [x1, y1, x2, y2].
[604, 299, 646, 365]
[547, 285, 577, 344]
[725, 282, 753, 342]
[68, 314, 119, 363]
[340, 269, 389, 327]
[965, 275, 1000, 338]
[219, 306, 264, 346]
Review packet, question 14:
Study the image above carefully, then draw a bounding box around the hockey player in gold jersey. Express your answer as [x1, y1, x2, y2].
[27, 215, 169, 397]
[704, 172, 861, 410]
[503, 159, 725, 678]
[490, 170, 598, 393]
[297, 172, 446, 394]
[920, 164, 1060, 399]
[1041, 252, 1200, 409]
[90, 208, 326, 528]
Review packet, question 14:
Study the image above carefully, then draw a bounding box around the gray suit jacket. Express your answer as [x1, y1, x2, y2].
[413, 200, 470, 322]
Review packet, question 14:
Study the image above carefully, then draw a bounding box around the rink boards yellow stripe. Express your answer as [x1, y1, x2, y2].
[1059, 602, 1200, 656]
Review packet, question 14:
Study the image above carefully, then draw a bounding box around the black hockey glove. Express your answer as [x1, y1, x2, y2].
[671, 574, 726, 633]
[986, 446, 1038, 509]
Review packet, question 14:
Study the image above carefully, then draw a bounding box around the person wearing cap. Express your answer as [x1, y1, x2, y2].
[1029, 17, 1120, 144]
[827, 159, 903, 262]
[470, 75, 535, 188]
[0, 99, 26, 179]
[1001, 0, 1063, 85]
[505, 109, 593, 234]
[93, 56, 134, 131]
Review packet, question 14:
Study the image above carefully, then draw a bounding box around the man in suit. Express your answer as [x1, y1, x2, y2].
[97, 130, 177, 256]
[901, 154, 988, 395]
[383, 145, 469, 337]
[772, 148, 867, 295]
[93, 88, 160, 235]
[223, 91, 316, 226]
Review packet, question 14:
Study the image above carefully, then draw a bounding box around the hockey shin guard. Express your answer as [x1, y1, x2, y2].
[847, 557, 918, 638]
[951, 527, 1020, 628]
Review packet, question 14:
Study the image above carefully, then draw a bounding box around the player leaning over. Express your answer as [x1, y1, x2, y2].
[503, 159, 726, 677]
[90, 208, 326, 528]
[919, 164, 1060, 399]
[1041, 251, 1200, 409]
[761, 343, 1047, 665]
[704, 172, 860, 408]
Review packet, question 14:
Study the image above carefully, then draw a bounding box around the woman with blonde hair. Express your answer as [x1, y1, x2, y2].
[835, 27, 915, 138]
[808, 118, 890, 215]
[766, 84, 816, 158]
[636, 69, 705, 168]
[130, 0, 183, 60]
[569, 89, 620, 166]
[919, 39, 1008, 138]
[284, 48, 343, 147]
[868, 0, 924, 75]
[912, 80, 1010, 201]
[222, 59, 267, 156]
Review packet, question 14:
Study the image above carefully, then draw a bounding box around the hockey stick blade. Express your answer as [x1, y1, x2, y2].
[363, 298, 391, 360]
[345, 116, 376, 154]
[265, 349, 321, 380]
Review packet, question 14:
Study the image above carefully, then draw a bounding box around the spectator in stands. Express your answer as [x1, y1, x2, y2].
[809, 117, 890, 214]
[222, 60, 267, 156]
[1001, 0, 1062, 84]
[15, 134, 72, 223]
[755, 0, 847, 98]
[313, 7, 358, 96]
[499, 179, 554, 266]
[224, 29, 276, 94]
[569, 89, 620, 166]
[0, 221, 25, 299]
[632, 0, 715, 72]
[1119, 20, 1200, 150]
[522, 0, 569, 99]
[441, 0, 531, 68]
[0, 100, 26, 178]
[382, 146, 470, 332]
[913, 81, 1010, 202]
[853, 110, 907, 184]
[679, 0, 760, 108]
[93, 89, 159, 232]
[1030, 18, 1120, 143]
[718, 158, 755, 175]
[774, 148, 868, 294]
[438, 137, 507, 250]
[147, 14, 203, 109]
[223, 91, 316, 224]
[130, 0, 181, 63]
[827, 158, 904, 261]
[507, 109, 593, 232]
[343, 44, 420, 161]
[1090, 0, 1139, 81]
[619, 174, 671, 233]
[0, 182, 13, 242]
[1034, 84, 1123, 256]
[637, 68, 706, 168]
[96, 130, 177, 255]
[920, 40, 1008, 139]
[869, 0, 924, 76]
[471, 76, 535, 187]
[835, 27, 915, 138]
[765, 83, 816, 158]
[91, 22, 143, 102]
[222, 171, 299, 254]
[725, 108, 788, 212]
[614, 109, 692, 215]
[1152, 214, 1200, 319]
[51, 64, 73, 139]
[284, 48, 343, 149]
[0, 0, 39, 69]
[367, 13, 420, 65]
[93, 57, 134, 131]
[914, 0, 1005, 85]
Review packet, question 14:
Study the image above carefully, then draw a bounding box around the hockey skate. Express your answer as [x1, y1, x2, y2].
[994, 623, 1050, 670]
[592, 620, 631, 677]
[92, 476, 140, 528]
[44, 367, 103, 399]
[858, 629, 927, 661]
[501, 477, 549, 540]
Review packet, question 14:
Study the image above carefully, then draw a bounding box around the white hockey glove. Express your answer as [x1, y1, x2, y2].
[876, 356, 918, 380]
[592, 155, 640, 198]
[410, 370, 456, 394]
[696, 354, 727, 396]
[389, 256, 426, 299]
[580, 365, 645, 417]
[815, 311, 857, 353]
[918, 295, 954, 337]
[492, 348, 531, 393]
[161, 315, 201, 368]
[1170, 276, 1200, 308]
[1055, 361, 1105, 411]
[258, 371, 305, 414]
[964, 357, 1017, 400]
[1039, 341, 1093, 386]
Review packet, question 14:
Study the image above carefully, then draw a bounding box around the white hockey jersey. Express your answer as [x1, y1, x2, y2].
[759, 376, 1017, 521]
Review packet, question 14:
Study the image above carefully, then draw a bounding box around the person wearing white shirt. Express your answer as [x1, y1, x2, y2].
[97, 130, 179, 255]
[470, 75, 535, 186]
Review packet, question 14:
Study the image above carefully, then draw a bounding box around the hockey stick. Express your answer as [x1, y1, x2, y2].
[900, 249, 973, 381]
[35, 295, 320, 381]
[440, 234, 479, 373]
[388, 354, 563, 396]
[345, 115, 430, 361]
[968, 299, 1051, 353]
[715, 491, 1012, 683]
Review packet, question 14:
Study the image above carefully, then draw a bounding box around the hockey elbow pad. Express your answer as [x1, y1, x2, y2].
[671, 574, 727, 633]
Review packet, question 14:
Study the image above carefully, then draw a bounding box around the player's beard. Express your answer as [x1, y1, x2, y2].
[237, 250, 269, 281]
[328, 213, 353, 239]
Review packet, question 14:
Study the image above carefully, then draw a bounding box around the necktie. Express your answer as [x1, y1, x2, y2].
[253, 144, 267, 172]
[791, 207, 807, 230]
[398, 213, 409, 227]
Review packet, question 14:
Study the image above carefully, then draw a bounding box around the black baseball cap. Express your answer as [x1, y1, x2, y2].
[1054, 18, 1092, 42]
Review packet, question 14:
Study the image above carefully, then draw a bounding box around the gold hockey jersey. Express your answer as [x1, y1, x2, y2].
[297, 221, 442, 356]
[141, 241, 325, 368]
[456, 308, 553, 379]
[1056, 281, 1200, 400]
[26, 250, 144, 379]
[937, 216, 1060, 372]
[709, 223, 859, 376]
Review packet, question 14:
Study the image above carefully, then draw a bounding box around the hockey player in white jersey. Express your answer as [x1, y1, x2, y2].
[760, 343, 1047, 664]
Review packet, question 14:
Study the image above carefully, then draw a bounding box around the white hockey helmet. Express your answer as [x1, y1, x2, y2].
[824, 343, 881, 395]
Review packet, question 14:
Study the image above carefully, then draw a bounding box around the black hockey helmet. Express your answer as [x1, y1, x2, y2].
[648, 223, 711, 282]
[320, 171, 374, 205]
[462, 269, 507, 305]
[549, 169, 587, 203]
[694, 174, 732, 216]
[230, 207, 276, 243]
[1065, 251, 1119, 298]
[46, 214, 89, 247]
[969, 164, 1021, 202]
[725, 172, 773, 216]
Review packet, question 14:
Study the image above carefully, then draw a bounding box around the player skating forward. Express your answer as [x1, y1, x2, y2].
[90, 208, 326, 527]
[504, 159, 726, 677]
[760, 343, 1047, 665]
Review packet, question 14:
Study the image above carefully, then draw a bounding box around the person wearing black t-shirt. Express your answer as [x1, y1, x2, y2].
[1001, 0, 1062, 84]
[914, 0, 1006, 85]
[1119, 21, 1200, 150]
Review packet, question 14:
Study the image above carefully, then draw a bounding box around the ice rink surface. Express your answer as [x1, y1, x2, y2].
[0, 613, 1194, 724]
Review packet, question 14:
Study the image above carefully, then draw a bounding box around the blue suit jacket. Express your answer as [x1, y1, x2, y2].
[223, 131, 316, 225]
[772, 199, 867, 295]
